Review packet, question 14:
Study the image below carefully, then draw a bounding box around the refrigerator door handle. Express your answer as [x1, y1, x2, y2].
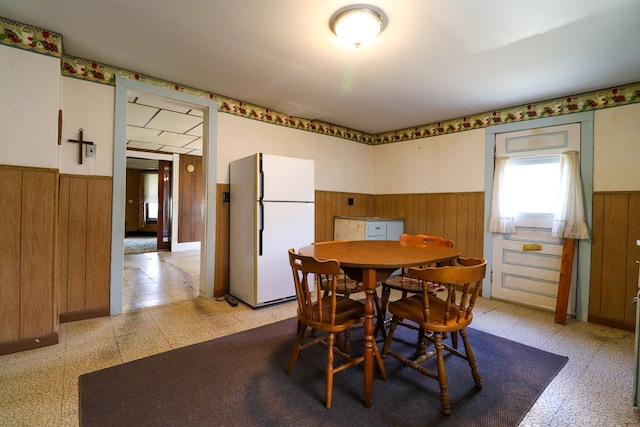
[259, 170, 264, 201]
[258, 201, 264, 256]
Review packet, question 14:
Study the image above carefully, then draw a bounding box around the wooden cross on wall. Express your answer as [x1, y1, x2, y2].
[67, 128, 95, 164]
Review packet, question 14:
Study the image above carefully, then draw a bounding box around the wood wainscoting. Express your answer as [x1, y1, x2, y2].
[371, 192, 485, 259]
[316, 191, 485, 258]
[0, 165, 59, 355]
[315, 191, 372, 242]
[590, 192, 640, 331]
[58, 175, 112, 323]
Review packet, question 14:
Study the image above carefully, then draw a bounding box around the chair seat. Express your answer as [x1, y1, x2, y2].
[383, 276, 445, 294]
[302, 297, 365, 332]
[387, 294, 473, 333]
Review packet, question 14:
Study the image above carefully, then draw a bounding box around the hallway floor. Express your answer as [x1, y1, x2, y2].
[1, 259, 639, 425]
[123, 250, 200, 311]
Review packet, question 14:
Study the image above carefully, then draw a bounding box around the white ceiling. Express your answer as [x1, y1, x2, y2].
[2, 0, 640, 137]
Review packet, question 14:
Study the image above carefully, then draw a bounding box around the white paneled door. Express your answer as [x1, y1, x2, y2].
[491, 124, 580, 312]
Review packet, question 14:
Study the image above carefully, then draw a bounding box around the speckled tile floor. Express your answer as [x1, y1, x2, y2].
[1, 252, 639, 426]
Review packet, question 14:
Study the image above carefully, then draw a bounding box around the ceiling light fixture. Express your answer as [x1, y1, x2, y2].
[330, 5, 386, 48]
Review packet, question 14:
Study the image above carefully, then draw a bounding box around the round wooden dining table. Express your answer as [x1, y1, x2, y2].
[298, 240, 461, 407]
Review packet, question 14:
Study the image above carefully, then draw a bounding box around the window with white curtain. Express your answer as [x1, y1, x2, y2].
[506, 155, 560, 214]
[143, 172, 158, 221]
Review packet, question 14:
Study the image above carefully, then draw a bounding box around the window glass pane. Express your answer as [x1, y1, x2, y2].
[505, 156, 560, 214]
[147, 202, 158, 220]
[144, 173, 158, 203]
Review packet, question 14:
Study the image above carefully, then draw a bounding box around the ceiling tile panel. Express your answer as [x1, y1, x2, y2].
[127, 103, 159, 127]
[146, 110, 203, 133]
[126, 125, 162, 142]
[186, 123, 203, 137]
[159, 146, 194, 154]
[153, 132, 199, 147]
[127, 141, 164, 151]
[133, 94, 193, 114]
[185, 138, 203, 150]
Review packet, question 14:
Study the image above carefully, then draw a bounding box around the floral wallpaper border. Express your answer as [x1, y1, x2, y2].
[2, 16, 639, 146]
[0, 17, 62, 57]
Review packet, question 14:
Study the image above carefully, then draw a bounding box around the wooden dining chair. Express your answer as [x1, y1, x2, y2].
[375, 234, 454, 340]
[286, 248, 386, 409]
[313, 241, 383, 339]
[381, 257, 487, 415]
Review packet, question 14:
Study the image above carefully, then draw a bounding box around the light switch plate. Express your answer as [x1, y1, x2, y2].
[86, 144, 97, 158]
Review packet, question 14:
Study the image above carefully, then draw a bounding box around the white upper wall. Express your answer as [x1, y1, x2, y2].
[217, 114, 373, 193]
[372, 129, 486, 194]
[6, 43, 640, 196]
[0, 46, 59, 169]
[59, 77, 114, 176]
[594, 103, 640, 192]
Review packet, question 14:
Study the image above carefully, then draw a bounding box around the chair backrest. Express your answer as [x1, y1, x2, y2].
[408, 257, 487, 326]
[397, 234, 454, 273]
[288, 248, 342, 326]
[399, 233, 454, 248]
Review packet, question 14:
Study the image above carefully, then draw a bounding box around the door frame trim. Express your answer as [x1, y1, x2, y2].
[484, 111, 594, 321]
[111, 76, 218, 315]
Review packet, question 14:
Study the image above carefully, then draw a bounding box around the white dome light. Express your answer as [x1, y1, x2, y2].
[330, 6, 385, 48]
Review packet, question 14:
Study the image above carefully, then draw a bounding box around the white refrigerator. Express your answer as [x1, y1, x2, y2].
[229, 153, 315, 307]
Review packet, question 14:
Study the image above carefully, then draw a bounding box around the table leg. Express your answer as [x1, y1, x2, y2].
[362, 268, 376, 408]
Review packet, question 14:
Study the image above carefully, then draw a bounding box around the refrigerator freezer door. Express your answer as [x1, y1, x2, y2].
[256, 201, 314, 305]
[260, 154, 314, 202]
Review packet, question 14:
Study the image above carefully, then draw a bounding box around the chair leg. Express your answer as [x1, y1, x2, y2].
[381, 316, 399, 357]
[416, 327, 427, 356]
[376, 286, 392, 338]
[287, 324, 307, 374]
[433, 333, 451, 415]
[325, 332, 335, 409]
[373, 342, 387, 381]
[372, 288, 386, 340]
[343, 327, 351, 355]
[460, 328, 482, 389]
[451, 330, 458, 349]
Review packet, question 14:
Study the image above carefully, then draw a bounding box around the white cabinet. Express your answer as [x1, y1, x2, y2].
[334, 217, 404, 241]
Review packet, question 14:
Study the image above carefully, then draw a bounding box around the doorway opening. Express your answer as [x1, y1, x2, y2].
[111, 76, 218, 316]
[124, 157, 173, 255]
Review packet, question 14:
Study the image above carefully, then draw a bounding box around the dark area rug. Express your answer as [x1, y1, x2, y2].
[79, 318, 567, 427]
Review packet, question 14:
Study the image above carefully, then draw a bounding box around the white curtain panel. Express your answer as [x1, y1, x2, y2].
[552, 151, 589, 239]
[489, 156, 516, 233]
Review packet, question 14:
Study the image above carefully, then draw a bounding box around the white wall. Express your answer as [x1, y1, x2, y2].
[371, 128, 486, 194]
[59, 77, 114, 176]
[217, 113, 373, 193]
[593, 103, 640, 191]
[0, 46, 59, 168]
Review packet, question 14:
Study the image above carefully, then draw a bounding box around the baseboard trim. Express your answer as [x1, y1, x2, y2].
[588, 314, 635, 332]
[59, 307, 110, 323]
[0, 333, 58, 355]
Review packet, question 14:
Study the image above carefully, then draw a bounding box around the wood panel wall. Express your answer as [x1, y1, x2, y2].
[58, 175, 112, 322]
[371, 192, 485, 258]
[214, 183, 230, 297]
[590, 192, 640, 331]
[178, 155, 203, 243]
[315, 191, 372, 242]
[312, 191, 484, 258]
[0, 165, 59, 355]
